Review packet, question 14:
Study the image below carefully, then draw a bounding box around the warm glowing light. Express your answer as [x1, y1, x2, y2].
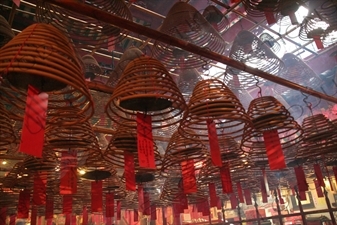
[1, 161, 7, 165]
[79, 169, 86, 175]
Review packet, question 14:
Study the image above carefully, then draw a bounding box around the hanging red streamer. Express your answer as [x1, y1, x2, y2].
[91, 181, 103, 212]
[263, 130, 286, 170]
[288, 12, 298, 25]
[124, 152, 136, 191]
[244, 189, 252, 205]
[45, 198, 54, 220]
[31, 206, 37, 225]
[33, 172, 46, 205]
[313, 36, 324, 49]
[333, 167, 337, 185]
[151, 206, 157, 220]
[277, 188, 284, 204]
[60, 152, 77, 195]
[299, 191, 307, 201]
[294, 166, 308, 192]
[138, 185, 144, 213]
[117, 201, 121, 220]
[105, 193, 114, 218]
[134, 209, 139, 222]
[208, 183, 218, 207]
[19, 85, 48, 158]
[230, 194, 238, 209]
[217, 197, 222, 210]
[0, 207, 7, 225]
[17, 189, 30, 218]
[62, 195, 72, 214]
[220, 163, 233, 193]
[236, 182, 244, 203]
[261, 178, 268, 203]
[181, 159, 197, 194]
[136, 112, 155, 169]
[262, 168, 270, 196]
[65, 214, 71, 225]
[264, 10, 277, 25]
[314, 164, 325, 187]
[82, 206, 88, 225]
[314, 179, 324, 198]
[9, 215, 15, 225]
[207, 120, 222, 167]
[143, 192, 151, 215]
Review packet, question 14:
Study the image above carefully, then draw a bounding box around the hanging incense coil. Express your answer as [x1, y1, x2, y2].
[177, 68, 203, 98]
[179, 79, 251, 141]
[202, 5, 229, 33]
[106, 46, 143, 87]
[306, 0, 337, 30]
[223, 30, 284, 90]
[0, 103, 16, 154]
[82, 54, 102, 80]
[151, 2, 226, 69]
[23, 151, 58, 172]
[161, 130, 209, 176]
[105, 56, 186, 129]
[0, 15, 15, 48]
[299, 16, 330, 47]
[0, 23, 94, 124]
[241, 96, 303, 157]
[259, 33, 281, 53]
[36, 0, 132, 51]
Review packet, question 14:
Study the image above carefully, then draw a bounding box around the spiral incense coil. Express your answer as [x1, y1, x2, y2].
[241, 0, 279, 18]
[82, 54, 102, 80]
[105, 56, 186, 130]
[177, 68, 203, 97]
[306, 0, 337, 30]
[106, 46, 143, 87]
[202, 5, 229, 33]
[299, 16, 329, 44]
[179, 79, 251, 141]
[0, 103, 16, 154]
[273, 53, 322, 100]
[0, 15, 15, 48]
[259, 33, 281, 53]
[162, 130, 209, 175]
[23, 151, 58, 172]
[151, 2, 226, 69]
[241, 96, 303, 155]
[0, 23, 94, 124]
[224, 30, 284, 90]
[36, 0, 132, 51]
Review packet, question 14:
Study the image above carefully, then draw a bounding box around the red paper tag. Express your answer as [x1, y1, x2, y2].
[9, 215, 15, 225]
[236, 182, 244, 203]
[31, 207, 37, 225]
[62, 195, 72, 214]
[13, 0, 20, 7]
[181, 160, 197, 194]
[0, 207, 7, 225]
[138, 185, 144, 212]
[82, 206, 88, 225]
[207, 120, 222, 167]
[262, 168, 270, 195]
[105, 193, 114, 218]
[263, 130, 286, 170]
[60, 152, 77, 195]
[91, 181, 103, 212]
[313, 36, 324, 49]
[244, 189, 252, 205]
[46, 219, 52, 225]
[124, 152, 136, 191]
[108, 37, 115, 52]
[143, 192, 151, 215]
[17, 189, 30, 218]
[117, 201, 121, 220]
[264, 10, 276, 25]
[208, 183, 218, 207]
[151, 206, 157, 220]
[314, 164, 325, 187]
[220, 163, 233, 193]
[294, 166, 308, 192]
[230, 194, 238, 209]
[134, 209, 139, 222]
[33, 172, 46, 205]
[136, 113, 155, 169]
[38, 216, 42, 225]
[261, 178, 268, 203]
[314, 179, 324, 197]
[288, 12, 298, 25]
[277, 188, 284, 204]
[217, 197, 222, 210]
[299, 191, 307, 200]
[19, 85, 48, 158]
[65, 214, 71, 225]
[45, 198, 54, 219]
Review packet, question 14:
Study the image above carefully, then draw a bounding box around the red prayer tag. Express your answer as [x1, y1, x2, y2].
[244, 189, 252, 205]
[207, 120, 222, 167]
[143, 192, 151, 215]
[105, 193, 114, 218]
[136, 113, 155, 169]
[294, 166, 308, 192]
[277, 188, 284, 204]
[138, 185, 144, 212]
[264, 10, 276, 25]
[62, 195, 72, 214]
[134, 209, 138, 222]
[230, 194, 238, 209]
[261, 178, 268, 203]
[117, 201, 121, 220]
[33, 172, 46, 205]
[151, 206, 157, 220]
[313, 36, 324, 49]
[124, 152, 136, 191]
[91, 181, 103, 212]
[45, 198, 54, 219]
[181, 160, 197, 194]
[82, 206, 88, 225]
[220, 163, 233, 193]
[31, 207, 37, 225]
[263, 130, 286, 170]
[0, 207, 7, 225]
[314, 164, 325, 187]
[65, 214, 71, 225]
[288, 12, 298, 25]
[60, 152, 77, 195]
[9, 215, 15, 225]
[314, 179, 324, 198]
[13, 0, 20, 7]
[208, 183, 218, 207]
[236, 182, 244, 203]
[19, 85, 48, 158]
[299, 191, 307, 200]
[17, 189, 30, 218]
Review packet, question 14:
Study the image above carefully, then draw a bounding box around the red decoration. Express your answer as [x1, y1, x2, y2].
[217, 197, 222, 210]
[105, 193, 114, 218]
[220, 163, 233, 193]
[33, 172, 46, 205]
[299, 191, 307, 200]
[181, 159, 197, 194]
[314, 164, 325, 187]
[65, 214, 71, 225]
[62, 195, 72, 214]
[9, 215, 15, 225]
[143, 192, 151, 215]
[264, 10, 276, 25]
[17, 189, 30, 218]
[263, 129, 286, 170]
[117, 201, 121, 220]
[45, 198, 54, 219]
[72, 215, 76, 225]
[313, 36, 324, 49]
[207, 120, 222, 167]
[91, 181, 103, 212]
[82, 206, 88, 225]
[262, 168, 270, 195]
[294, 166, 308, 192]
[108, 38, 115, 52]
[261, 178, 267, 203]
[236, 182, 244, 203]
[314, 179, 324, 197]
[0, 208, 7, 225]
[230, 194, 238, 209]
[137, 112, 155, 169]
[244, 189, 252, 205]
[124, 152, 136, 191]
[333, 167, 337, 184]
[151, 206, 157, 220]
[288, 12, 298, 25]
[60, 152, 77, 195]
[138, 185, 144, 213]
[31, 206, 37, 225]
[19, 85, 48, 158]
[134, 209, 138, 222]
[208, 183, 218, 207]
[277, 188, 284, 204]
